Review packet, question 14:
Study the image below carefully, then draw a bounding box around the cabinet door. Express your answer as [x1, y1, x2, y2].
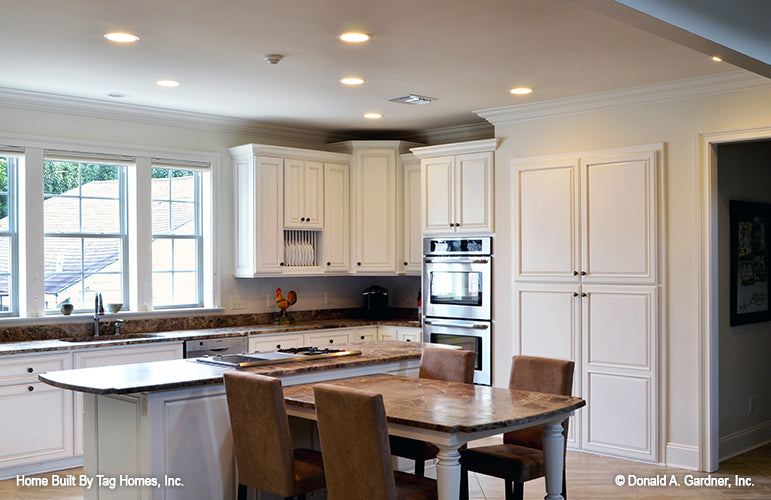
[581, 151, 657, 284]
[455, 152, 493, 233]
[303, 330, 352, 347]
[378, 326, 398, 341]
[397, 327, 421, 342]
[581, 284, 657, 462]
[303, 161, 324, 227]
[513, 157, 581, 282]
[284, 160, 323, 229]
[351, 327, 378, 343]
[323, 162, 350, 272]
[249, 333, 302, 353]
[421, 156, 454, 233]
[256, 156, 285, 273]
[402, 159, 422, 274]
[354, 149, 397, 272]
[284, 159, 305, 227]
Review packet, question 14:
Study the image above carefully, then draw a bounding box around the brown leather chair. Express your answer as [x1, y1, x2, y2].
[459, 355, 574, 500]
[389, 347, 476, 476]
[313, 383, 437, 500]
[223, 372, 325, 500]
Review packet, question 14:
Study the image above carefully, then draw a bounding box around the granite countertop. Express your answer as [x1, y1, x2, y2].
[0, 318, 422, 356]
[38, 341, 423, 394]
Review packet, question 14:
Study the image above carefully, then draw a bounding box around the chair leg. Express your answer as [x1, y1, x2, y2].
[562, 469, 567, 499]
[459, 465, 469, 500]
[509, 480, 523, 500]
[414, 458, 425, 478]
[237, 483, 247, 500]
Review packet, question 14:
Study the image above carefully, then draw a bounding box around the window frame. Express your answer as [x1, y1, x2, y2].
[0, 151, 19, 317]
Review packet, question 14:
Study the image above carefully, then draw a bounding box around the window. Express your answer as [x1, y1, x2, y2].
[0, 152, 18, 315]
[151, 166, 203, 308]
[43, 156, 129, 312]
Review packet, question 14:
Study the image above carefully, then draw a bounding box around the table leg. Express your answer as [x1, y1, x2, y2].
[435, 445, 462, 500]
[542, 421, 565, 500]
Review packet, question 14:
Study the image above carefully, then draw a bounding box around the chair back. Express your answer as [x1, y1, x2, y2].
[314, 383, 397, 500]
[223, 372, 296, 497]
[418, 347, 476, 383]
[504, 355, 574, 450]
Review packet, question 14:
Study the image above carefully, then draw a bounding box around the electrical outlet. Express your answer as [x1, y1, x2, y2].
[230, 296, 247, 310]
[748, 396, 755, 413]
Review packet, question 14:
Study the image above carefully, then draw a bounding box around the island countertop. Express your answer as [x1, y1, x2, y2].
[38, 340, 423, 394]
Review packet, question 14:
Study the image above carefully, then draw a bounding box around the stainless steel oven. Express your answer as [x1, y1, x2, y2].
[422, 236, 492, 385]
[423, 318, 491, 385]
[422, 237, 491, 321]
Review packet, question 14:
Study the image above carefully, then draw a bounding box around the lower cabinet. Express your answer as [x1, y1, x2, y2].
[248, 333, 303, 353]
[377, 326, 421, 342]
[0, 352, 73, 472]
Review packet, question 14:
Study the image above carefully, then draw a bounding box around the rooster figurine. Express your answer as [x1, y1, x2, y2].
[274, 288, 297, 324]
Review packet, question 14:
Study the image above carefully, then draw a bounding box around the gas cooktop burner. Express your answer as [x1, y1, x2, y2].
[278, 346, 343, 355]
[193, 346, 362, 369]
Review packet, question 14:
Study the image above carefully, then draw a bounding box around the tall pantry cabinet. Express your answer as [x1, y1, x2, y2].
[513, 144, 662, 462]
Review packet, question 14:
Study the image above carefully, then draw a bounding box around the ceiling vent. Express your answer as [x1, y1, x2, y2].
[387, 94, 436, 105]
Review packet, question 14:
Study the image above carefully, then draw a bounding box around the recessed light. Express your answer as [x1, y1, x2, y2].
[340, 32, 372, 43]
[341, 77, 365, 85]
[103, 32, 140, 43]
[156, 80, 180, 88]
[510, 87, 533, 95]
[363, 113, 382, 119]
[712, 56, 723, 62]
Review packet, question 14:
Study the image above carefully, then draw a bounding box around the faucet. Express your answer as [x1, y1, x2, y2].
[93, 293, 104, 336]
[114, 319, 124, 336]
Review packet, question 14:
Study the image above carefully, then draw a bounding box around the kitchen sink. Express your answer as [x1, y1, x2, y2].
[60, 333, 163, 342]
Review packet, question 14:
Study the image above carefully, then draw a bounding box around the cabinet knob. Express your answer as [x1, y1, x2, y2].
[454, 222, 460, 227]
[403, 261, 408, 266]
[406, 338, 411, 342]
[449, 223, 454, 228]
[357, 262, 361, 266]
[27, 367, 33, 373]
[300, 217, 305, 222]
[327, 262, 331, 266]
[276, 344, 281, 349]
[573, 292, 579, 297]
[581, 271, 587, 276]
[28, 386, 34, 392]
[360, 335, 365, 340]
[279, 262, 284, 266]
[581, 293, 587, 297]
[328, 339, 334, 344]
[573, 271, 578, 276]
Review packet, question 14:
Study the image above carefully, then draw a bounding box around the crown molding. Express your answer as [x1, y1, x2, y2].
[410, 138, 501, 158]
[0, 86, 331, 146]
[475, 71, 771, 127]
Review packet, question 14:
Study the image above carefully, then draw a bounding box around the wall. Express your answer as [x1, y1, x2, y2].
[0, 104, 420, 319]
[716, 140, 771, 458]
[491, 83, 771, 469]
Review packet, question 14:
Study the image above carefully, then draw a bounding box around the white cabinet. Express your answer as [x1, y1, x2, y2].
[322, 162, 350, 272]
[401, 154, 422, 274]
[514, 149, 658, 284]
[0, 352, 73, 470]
[378, 326, 421, 342]
[284, 159, 323, 228]
[72, 343, 183, 456]
[412, 139, 498, 235]
[303, 329, 353, 347]
[248, 333, 303, 353]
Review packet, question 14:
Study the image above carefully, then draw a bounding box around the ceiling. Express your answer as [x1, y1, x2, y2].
[0, 0, 757, 136]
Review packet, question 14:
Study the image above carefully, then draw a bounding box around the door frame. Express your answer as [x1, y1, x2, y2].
[698, 125, 771, 472]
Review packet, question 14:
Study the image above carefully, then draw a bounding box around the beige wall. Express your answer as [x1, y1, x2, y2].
[491, 84, 771, 466]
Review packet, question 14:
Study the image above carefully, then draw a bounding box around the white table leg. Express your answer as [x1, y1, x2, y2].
[435, 445, 462, 500]
[542, 421, 565, 500]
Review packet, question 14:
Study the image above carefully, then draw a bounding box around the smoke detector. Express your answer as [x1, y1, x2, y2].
[387, 94, 436, 105]
[264, 54, 284, 65]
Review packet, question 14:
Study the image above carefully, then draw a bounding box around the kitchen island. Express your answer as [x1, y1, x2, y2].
[40, 341, 422, 500]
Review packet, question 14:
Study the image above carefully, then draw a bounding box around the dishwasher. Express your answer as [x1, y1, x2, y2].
[184, 336, 249, 358]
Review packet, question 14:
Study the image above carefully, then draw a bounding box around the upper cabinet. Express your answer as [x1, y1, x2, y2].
[401, 153, 422, 275]
[284, 159, 324, 228]
[322, 162, 350, 273]
[513, 145, 660, 284]
[412, 139, 498, 235]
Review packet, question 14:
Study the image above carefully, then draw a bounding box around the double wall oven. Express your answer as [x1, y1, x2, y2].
[422, 237, 492, 385]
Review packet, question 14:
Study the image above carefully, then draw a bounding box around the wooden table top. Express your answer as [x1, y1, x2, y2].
[282, 374, 586, 434]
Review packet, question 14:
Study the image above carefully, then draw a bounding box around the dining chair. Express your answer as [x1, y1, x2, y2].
[459, 355, 575, 500]
[223, 372, 325, 500]
[389, 347, 476, 477]
[313, 383, 437, 500]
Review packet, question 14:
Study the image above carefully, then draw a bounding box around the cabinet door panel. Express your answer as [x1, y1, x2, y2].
[422, 157, 454, 233]
[582, 152, 657, 283]
[323, 162, 350, 272]
[456, 152, 493, 233]
[303, 161, 324, 227]
[355, 149, 397, 272]
[514, 158, 580, 281]
[403, 159, 422, 273]
[284, 159, 304, 227]
[257, 156, 284, 272]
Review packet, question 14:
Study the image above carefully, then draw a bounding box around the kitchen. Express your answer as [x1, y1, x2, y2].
[1, 0, 770, 499]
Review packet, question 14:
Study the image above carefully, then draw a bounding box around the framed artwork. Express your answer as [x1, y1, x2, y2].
[730, 200, 771, 326]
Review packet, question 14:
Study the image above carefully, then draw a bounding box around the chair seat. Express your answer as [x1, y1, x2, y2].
[394, 471, 438, 499]
[291, 449, 326, 494]
[390, 436, 439, 461]
[459, 444, 544, 483]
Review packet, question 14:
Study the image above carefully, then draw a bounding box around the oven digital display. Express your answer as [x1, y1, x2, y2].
[430, 333, 482, 371]
[429, 271, 483, 306]
[429, 239, 484, 254]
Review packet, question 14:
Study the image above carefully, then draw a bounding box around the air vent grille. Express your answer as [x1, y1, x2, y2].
[387, 94, 436, 105]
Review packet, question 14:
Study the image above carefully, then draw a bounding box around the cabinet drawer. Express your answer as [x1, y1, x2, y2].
[249, 334, 302, 353]
[0, 353, 71, 385]
[303, 331, 351, 346]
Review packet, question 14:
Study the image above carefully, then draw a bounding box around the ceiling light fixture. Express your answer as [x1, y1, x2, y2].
[264, 54, 284, 65]
[363, 113, 382, 119]
[103, 32, 140, 43]
[340, 32, 371, 43]
[712, 56, 723, 62]
[387, 94, 435, 105]
[341, 77, 365, 85]
[156, 80, 180, 88]
[510, 87, 533, 95]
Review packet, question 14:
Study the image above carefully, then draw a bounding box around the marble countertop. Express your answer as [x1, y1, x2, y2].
[38, 341, 423, 394]
[0, 318, 422, 356]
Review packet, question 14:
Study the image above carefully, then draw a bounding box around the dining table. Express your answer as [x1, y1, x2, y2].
[282, 373, 586, 500]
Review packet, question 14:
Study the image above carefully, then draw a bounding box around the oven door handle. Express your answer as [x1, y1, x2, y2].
[424, 319, 490, 330]
[423, 258, 489, 264]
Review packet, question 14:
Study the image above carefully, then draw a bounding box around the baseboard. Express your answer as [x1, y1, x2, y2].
[665, 442, 700, 470]
[0, 456, 83, 481]
[719, 420, 771, 461]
